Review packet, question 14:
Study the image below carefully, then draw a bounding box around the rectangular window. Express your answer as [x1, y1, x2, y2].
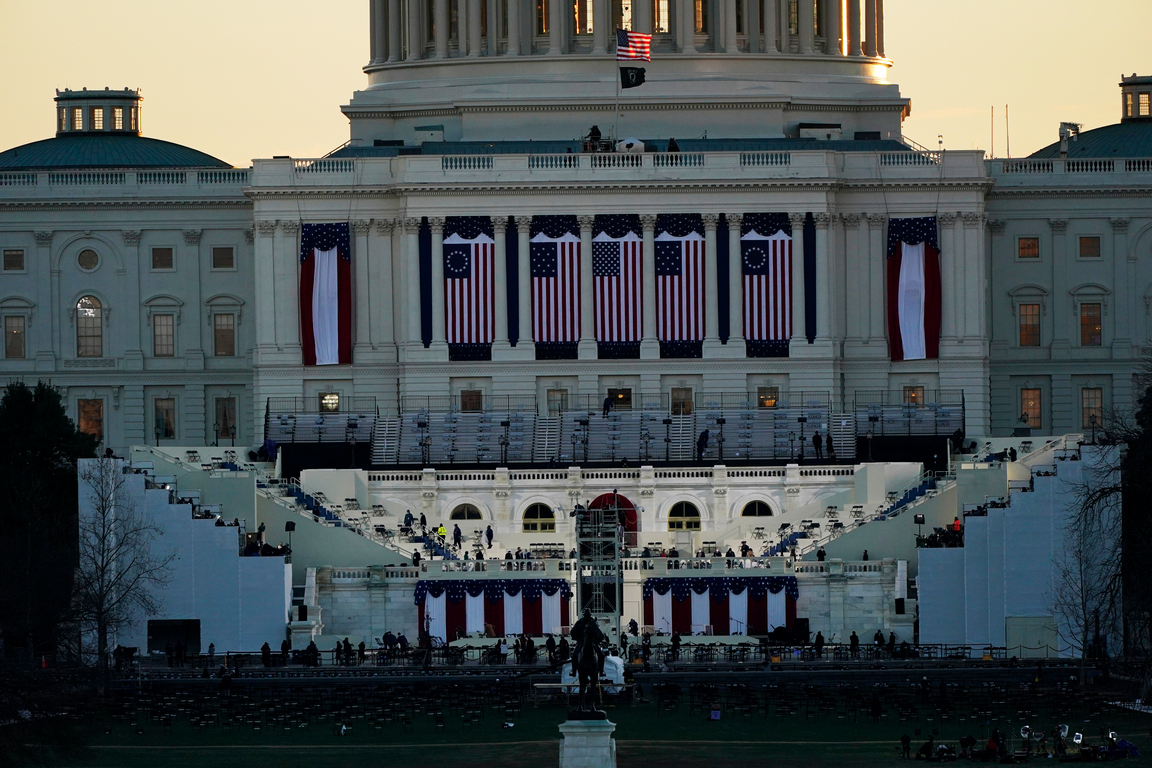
[72, 108, 83, 131]
[215, 397, 238, 441]
[460, 389, 483, 412]
[76, 309, 102, 358]
[211, 246, 235, 269]
[1021, 388, 1041, 430]
[213, 313, 235, 356]
[902, 386, 925, 405]
[655, 0, 669, 32]
[546, 388, 569, 415]
[154, 398, 176, 439]
[1019, 303, 1041, 346]
[1141, 92, 1151, 117]
[757, 386, 779, 409]
[151, 247, 174, 270]
[5, 316, 26, 359]
[1078, 236, 1101, 258]
[1081, 387, 1103, 430]
[152, 314, 175, 357]
[130, 108, 138, 131]
[788, 0, 797, 34]
[3, 249, 24, 271]
[1080, 303, 1102, 346]
[607, 388, 632, 410]
[58, 108, 66, 132]
[1127, 93, 1134, 117]
[319, 393, 340, 412]
[1017, 237, 1040, 259]
[694, 0, 706, 32]
[78, 399, 104, 441]
[91, 107, 103, 130]
[536, 0, 548, 33]
[670, 387, 694, 416]
[113, 107, 124, 130]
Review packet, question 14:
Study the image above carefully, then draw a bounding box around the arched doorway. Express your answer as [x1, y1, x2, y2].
[590, 492, 637, 546]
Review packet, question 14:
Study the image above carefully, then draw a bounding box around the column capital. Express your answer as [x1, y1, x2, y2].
[429, 217, 446, 234]
[491, 215, 507, 234]
[867, 214, 887, 230]
[244, 227, 254, 244]
[639, 214, 657, 231]
[576, 215, 595, 230]
[280, 220, 301, 235]
[1048, 218, 1068, 234]
[374, 218, 396, 234]
[961, 213, 983, 228]
[702, 213, 720, 231]
[788, 212, 807, 227]
[1111, 218, 1130, 233]
[987, 219, 1006, 235]
[515, 216, 533, 235]
[182, 229, 202, 245]
[842, 214, 862, 228]
[33, 231, 53, 247]
[402, 217, 422, 234]
[813, 213, 831, 229]
[256, 220, 278, 236]
[122, 230, 142, 247]
[351, 220, 372, 235]
[726, 213, 744, 229]
[940, 213, 958, 226]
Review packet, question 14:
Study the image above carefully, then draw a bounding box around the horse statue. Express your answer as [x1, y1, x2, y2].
[569, 609, 607, 716]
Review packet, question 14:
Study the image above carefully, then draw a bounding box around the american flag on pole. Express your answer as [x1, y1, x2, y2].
[592, 232, 642, 342]
[741, 213, 792, 355]
[616, 29, 652, 61]
[530, 231, 581, 343]
[443, 217, 495, 346]
[654, 214, 705, 343]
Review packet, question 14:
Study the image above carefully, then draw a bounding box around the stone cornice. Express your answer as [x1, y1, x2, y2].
[0, 200, 251, 212]
[987, 187, 1152, 200]
[344, 100, 907, 120]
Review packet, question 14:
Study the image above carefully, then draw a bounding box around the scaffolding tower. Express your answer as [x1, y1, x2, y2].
[574, 493, 622, 640]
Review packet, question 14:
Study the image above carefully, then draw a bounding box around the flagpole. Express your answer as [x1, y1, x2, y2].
[613, 29, 621, 144]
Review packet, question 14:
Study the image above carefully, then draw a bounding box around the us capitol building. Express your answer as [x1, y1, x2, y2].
[1, 2, 1150, 455]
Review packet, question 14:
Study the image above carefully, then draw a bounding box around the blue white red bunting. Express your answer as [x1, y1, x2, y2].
[886, 217, 942, 362]
[413, 578, 573, 605]
[299, 222, 352, 366]
[641, 576, 799, 601]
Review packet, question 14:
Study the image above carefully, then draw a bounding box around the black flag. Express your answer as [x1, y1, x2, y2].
[620, 67, 646, 89]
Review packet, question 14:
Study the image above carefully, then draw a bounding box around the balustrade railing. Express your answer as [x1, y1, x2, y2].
[295, 158, 356, 174]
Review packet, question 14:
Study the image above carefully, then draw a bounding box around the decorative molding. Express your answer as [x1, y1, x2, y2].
[279, 220, 301, 235]
[813, 212, 831, 229]
[726, 213, 744, 229]
[1110, 218, 1130, 233]
[63, 359, 116, 368]
[33, 231, 53, 247]
[402, 217, 422, 234]
[1048, 219, 1068, 233]
[374, 218, 396, 234]
[702, 213, 719, 230]
[639, 214, 657, 230]
[938, 213, 957, 226]
[121, 230, 141, 247]
[182, 229, 202, 245]
[490, 216, 506, 234]
[256, 220, 278, 236]
[515, 216, 532, 235]
[787, 213, 806, 227]
[576, 215, 595, 230]
[244, 226, 254, 244]
[987, 219, 1006, 234]
[867, 214, 886, 229]
[351, 220, 371, 235]
[961, 213, 982, 228]
[842, 213, 861, 227]
[1007, 284, 1049, 317]
[428, 216, 446, 234]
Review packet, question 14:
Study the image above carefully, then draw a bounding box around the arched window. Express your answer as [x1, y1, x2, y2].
[668, 501, 701, 531]
[76, 296, 103, 358]
[741, 500, 773, 517]
[522, 503, 556, 533]
[450, 504, 482, 520]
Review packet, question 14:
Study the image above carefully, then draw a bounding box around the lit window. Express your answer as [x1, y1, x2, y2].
[1017, 237, 1040, 259]
[72, 108, 83, 131]
[151, 247, 174, 270]
[450, 504, 482, 520]
[1020, 388, 1041, 429]
[154, 398, 176, 439]
[655, 0, 669, 32]
[319, 393, 340, 412]
[113, 107, 124, 130]
[522, 503, 556, 532]
[213, 313, 235, 357]
[3, 249, 24, 271]
[215, 397, 238, 442]
[1081, 388, 1103, 431]
[76, 296, 103, 358]
[1127, 93, 1134, 117]
[78, 399, 104, 441]
[757, 386, 779, 409]
[211, 246, 235, 269]
[1078, 236, 1101, 258]
[91, 107, 103, 130]
[4, 316, 26, 359]
[77, 249, 99, 270]
[460, 389, 483, 412]
[671, 387, 693, 415]
[153, 314, 175, 357]
[668, 501, 701, 531]
[607, 388, 632, 410]
[741, 500, 773, 517]
[536, 0, 548, 34]
[695, 0, 707, 32]
[1080, 303, 1102, 347]
[903, 386, 925, 405]
[130, 107, 138, 131]
[788, 0, 797, 34]
[1141, 93, 1150, 117]
[58, 108, 66, 132]
[1019, 303, 1040, 347]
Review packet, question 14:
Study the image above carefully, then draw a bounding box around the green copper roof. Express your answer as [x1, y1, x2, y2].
[0, 133, 231, 170]
[1029, 121, 1152, 159]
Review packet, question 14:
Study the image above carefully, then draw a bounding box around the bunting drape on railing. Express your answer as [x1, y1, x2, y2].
[299, 223, 352, 366]
[741, 213, 792, 358]
[530, 215, 581, 360]
[593, 214, 643, 359]
[414, 579, 572, 642]
[886, 217, 942, 362]
[655, 213, 705, 358]
[641, 577, 798, 635]
[444, 216, 495, 361]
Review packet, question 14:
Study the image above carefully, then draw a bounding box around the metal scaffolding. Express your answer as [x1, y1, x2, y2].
[573, 492, 623, 639]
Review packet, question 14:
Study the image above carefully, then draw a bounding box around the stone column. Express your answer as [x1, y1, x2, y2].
[825, 0, 841, 54]
[640, 214, 659, 359]
[842, 215, 863, 344]
[778, 0, 790, 52]
[407, 0, 423, 59]
[746, 0, 760, 52]
[863, 0, 876, 56]
[937, 213, 957, 343]
[867, 215, 886, 345]
[34, 231, 55, 365]
[278, 221, 302, 357]
[492, 217, 510, 351]
[724, 0, 739, 52]
[961, 213, 982, 341]
[458, 0, 469, 56]
[847, 0, 861, 55]
[352, 221, 372, 359]
[181, 229, 204, 365]
[875, 0, 884, 56]
[577, 215, 597, 359]
[370, 0, 382, 62]
[120, 230, 144, 367]
[1111, 218, 1131, 356]
[680, 0, 696, 52]
[635, 0, 653, 34]
[389, 0, 403, 60]
[371, 219, 396, 356]
[254, 221, 278, 356]
[506, 0, 521, 55]
[727, 214, 745, 351]
[429, 217, 447, 349]
[402, 217, 422, 348]
[469, 0, 482, 55]
[434, 0, 449, 56]
[789, 213, 807, 346]
[549, 0, 564, 54]
[516, 216, 534, 351]
[1049, 219, 1069, 356]
[813, 213, 831, 342]
[798, 0, 814, 53]
[593, 0, 609, 53]
[762, 0, 777, 52]
[702, 214, 721, 349]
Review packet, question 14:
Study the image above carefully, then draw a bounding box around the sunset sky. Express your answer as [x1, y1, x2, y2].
[0, 0, 1146, 166]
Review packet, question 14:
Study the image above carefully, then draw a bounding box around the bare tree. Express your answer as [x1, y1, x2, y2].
[72, 458, 174, 688]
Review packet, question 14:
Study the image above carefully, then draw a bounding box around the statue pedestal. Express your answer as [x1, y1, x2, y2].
[558, 718, 616, 768]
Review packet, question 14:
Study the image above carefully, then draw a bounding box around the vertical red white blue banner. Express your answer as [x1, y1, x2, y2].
[654, 213, 705, 358]
[444, 217, 495, 355]
[299, 222, 352, 366]
[740, 212, 792, 357]
[886, 217, 942, 362]
[530, 216, 581, 358]
[593, 234, 642, 342]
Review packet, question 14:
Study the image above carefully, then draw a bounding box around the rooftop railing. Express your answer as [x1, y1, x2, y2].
[0, 168, 250, 190]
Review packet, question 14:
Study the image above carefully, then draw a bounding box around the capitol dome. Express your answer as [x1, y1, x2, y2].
[1029, 75, 1152, 159]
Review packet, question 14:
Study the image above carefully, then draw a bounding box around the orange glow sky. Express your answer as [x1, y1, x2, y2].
[0, 0, 1147, 166]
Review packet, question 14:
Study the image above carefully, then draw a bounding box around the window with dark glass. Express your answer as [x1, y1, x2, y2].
[211, 246, 235, 270]
[3, 249, 25, 271]
[5, 316, 26, 359]
[151, 247, 174, 270]
[1078, 236, 1101, 259]
[757, 386, 779, 409]
[450, 504, 482, 520]
[522, 503, 556, 532]
[214, 313, 235, 357]
[154, 398, 176, 439]
[1081, 388, 1103, 431]
[607, 388, 632, 410]
[741, 500, 773, 517]
[668, 501, 701, 531]
[1019, 303, 1040, 346]
[1080, 303, 1102, 346]
[152, 314, 175, 357]
[215, 397, 237, 441]
[460, 389, 483, 412]
[76, 296, 102, 357]
[670, 387, 694, 416]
